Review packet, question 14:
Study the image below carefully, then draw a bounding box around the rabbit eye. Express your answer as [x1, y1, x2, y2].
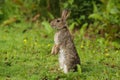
[57, 20, 60, 22]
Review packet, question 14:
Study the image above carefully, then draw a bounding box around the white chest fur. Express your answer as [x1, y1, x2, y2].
[59, 49, 68, 73]
[54, 32, 60, 45]
[59, 49, 65, 68]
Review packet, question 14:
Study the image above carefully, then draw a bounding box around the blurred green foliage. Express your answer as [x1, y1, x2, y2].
[0, 0, 120, 40]
[89, 0, 120, 40]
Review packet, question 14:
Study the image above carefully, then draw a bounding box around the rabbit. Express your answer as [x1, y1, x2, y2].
[50, 9, 80, 73]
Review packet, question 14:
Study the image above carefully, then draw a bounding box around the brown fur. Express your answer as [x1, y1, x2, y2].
[50, 10, 80, 73]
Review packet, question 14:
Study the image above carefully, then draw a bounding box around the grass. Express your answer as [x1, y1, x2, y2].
[0, 22, 120, 80]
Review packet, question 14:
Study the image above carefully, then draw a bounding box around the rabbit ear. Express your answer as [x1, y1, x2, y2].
[61, 9, 70, 21]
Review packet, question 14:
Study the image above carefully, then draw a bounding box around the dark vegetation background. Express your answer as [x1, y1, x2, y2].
[0, 0, 120, 40]
[0, 0, 120, 80]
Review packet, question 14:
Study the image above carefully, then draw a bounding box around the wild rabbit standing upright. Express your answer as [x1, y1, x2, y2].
[50, 10, 80, 73]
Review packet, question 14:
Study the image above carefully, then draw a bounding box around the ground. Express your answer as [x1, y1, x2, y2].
[0, 22, 120, 80]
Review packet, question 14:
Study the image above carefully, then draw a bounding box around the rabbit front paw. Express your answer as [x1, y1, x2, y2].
[51, 45, 59, 54]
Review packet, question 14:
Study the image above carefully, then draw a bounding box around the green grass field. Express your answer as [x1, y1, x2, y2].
[0, 22, 120, 80]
